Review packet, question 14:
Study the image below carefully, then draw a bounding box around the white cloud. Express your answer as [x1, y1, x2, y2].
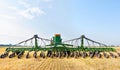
[18, 1, 31, 8]
[0, 14, 16, 19]
[0, 0, 53, 44]
[9, 1, 46, 19]
[30, 7, 45, 15]
[42, 0, 53, 2]
[8, 6, 18, 10]
[18, 7, 45, 19]
[1, 0, 54, 20]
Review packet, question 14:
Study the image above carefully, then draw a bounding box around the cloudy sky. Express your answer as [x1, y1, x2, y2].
[0, 0, 120, 45]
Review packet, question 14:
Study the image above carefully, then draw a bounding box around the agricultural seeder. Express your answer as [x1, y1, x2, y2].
[0, 34, 120, 59]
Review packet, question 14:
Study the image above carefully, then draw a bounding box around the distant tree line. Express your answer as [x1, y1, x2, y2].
[0, 44, 15, 46]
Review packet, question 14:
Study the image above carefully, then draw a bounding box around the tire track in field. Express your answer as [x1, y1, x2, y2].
[31, 59, 45, 70]
[62, 58, 69, 70]
[54, 58, 58, 70]
[46, 58, 52, 70]
[31, 58, 47, 70]
[52, 58, 55, 70]
[57, 58, 61, 70]
[66, 58, 76, 70]
[65, 58, 71, 70]
[61, 58, 67, 70]
[39, 58, 51, 70]
[56, 58, 60, 70]
[51, 58, 54, 70]
[43, 58, 52, 70]
[52, 58, 56, 70]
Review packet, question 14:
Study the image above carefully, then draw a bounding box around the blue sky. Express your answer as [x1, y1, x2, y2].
[0, 0, 120, 45]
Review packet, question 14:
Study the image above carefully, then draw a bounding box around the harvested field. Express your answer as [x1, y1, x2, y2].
[0, 47, 120, 70]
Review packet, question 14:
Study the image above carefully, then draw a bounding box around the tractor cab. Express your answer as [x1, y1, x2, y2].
[51, 34, 62, 45]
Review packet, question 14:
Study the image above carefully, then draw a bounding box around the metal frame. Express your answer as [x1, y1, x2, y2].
[5, 34, 116, 53]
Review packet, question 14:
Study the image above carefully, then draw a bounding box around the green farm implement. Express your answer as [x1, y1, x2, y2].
[0, 34, 119, 59]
